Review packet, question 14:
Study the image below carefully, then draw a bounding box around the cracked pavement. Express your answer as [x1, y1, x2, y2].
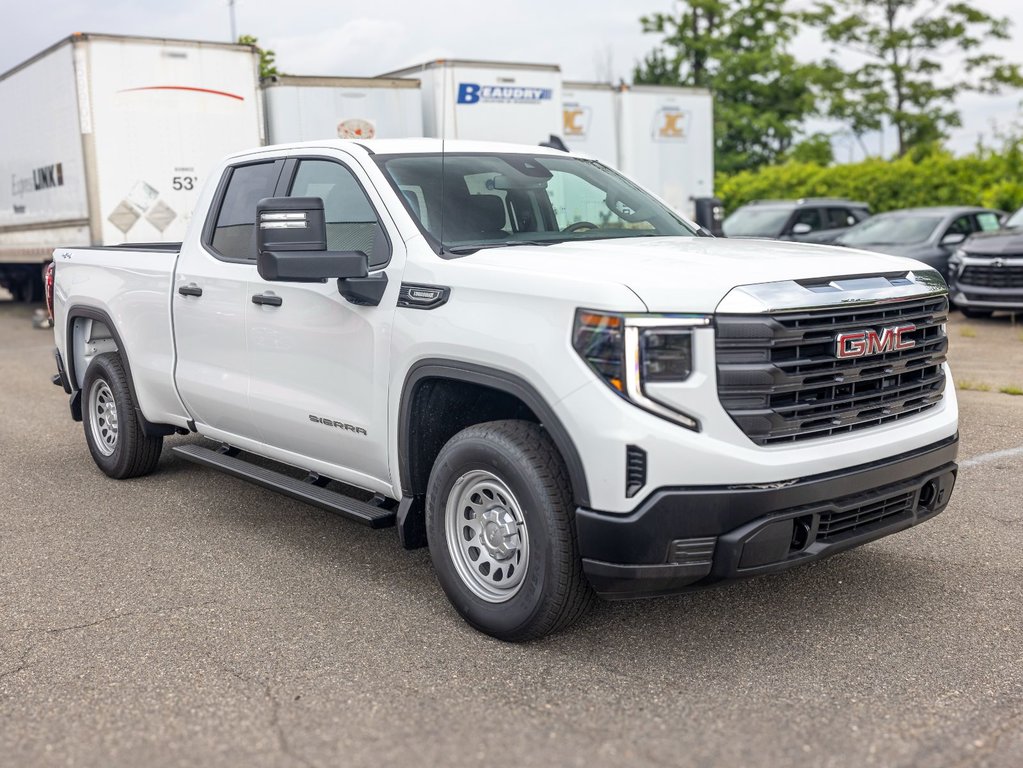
[2, 301, 1022, 767]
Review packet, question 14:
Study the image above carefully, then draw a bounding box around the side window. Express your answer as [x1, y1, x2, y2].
[826, 207, 857, 229]
[976, 212, 1001, 232]
[946, 215, 974, 237]
[210, 162, 280, 260]
[792, 207, 823, 231]
[289, 160, 389, 267]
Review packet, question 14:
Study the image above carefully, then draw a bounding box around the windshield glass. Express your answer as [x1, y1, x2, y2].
[722, 207, 791, 237]
[838, 215, 942, 245]
[1005, 207, 1023, 228]
[374, 153, 697, 252]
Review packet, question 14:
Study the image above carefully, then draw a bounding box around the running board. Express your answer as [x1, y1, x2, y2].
[171, 444, 396, 529]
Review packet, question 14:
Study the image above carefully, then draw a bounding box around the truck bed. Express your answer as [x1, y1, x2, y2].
[53, 245, 188, 429]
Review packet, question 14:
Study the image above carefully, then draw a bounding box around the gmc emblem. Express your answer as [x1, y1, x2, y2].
[835, 324, 916, 359]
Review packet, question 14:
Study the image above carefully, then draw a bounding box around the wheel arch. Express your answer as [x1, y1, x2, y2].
[65, 305, 175, 436]
[397, 359, 590, 508]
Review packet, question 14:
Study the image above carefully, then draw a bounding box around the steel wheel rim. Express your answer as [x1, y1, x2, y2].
[88, 378, 118, 456]
[444, 469, 530, 603]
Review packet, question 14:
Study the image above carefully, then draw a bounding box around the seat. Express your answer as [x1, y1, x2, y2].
[442, 194, 508, 241]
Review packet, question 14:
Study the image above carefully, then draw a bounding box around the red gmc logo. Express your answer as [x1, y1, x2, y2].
[835, 324, 917, 359]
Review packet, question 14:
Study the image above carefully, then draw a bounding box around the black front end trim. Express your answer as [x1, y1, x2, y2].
[577, 435, 958, 599]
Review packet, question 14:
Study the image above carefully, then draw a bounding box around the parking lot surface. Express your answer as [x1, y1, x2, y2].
[1, 301, 1022, 767]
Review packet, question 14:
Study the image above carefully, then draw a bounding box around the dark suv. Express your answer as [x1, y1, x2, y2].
[948, 205, 1023, 318]
[722, 198, 871, 243]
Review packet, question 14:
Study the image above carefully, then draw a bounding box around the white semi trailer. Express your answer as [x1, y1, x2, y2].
[0, 33, 264, 301]
[262, 75, 423, 144]
[381, 59, 563, 146]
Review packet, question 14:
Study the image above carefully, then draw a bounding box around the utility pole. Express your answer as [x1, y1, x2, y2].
[228, 0, 237, 42]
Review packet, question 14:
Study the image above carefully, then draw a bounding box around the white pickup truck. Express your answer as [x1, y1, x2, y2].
[49, 139, 959, 640]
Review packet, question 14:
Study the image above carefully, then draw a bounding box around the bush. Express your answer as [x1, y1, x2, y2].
[716, 146, 1023, 215]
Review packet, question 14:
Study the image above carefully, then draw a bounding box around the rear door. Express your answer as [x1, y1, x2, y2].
[244, 153, 402, 488]
[173, 159, 283, 438]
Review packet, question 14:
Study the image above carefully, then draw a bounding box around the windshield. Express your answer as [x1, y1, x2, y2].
[722, 207, 791, 237]
[1005, 207, 1023, 228]
[374, 153, 697, 252]
[839, 215, 942, 245]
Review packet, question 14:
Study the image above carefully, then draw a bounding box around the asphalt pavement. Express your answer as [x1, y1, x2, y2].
[1, 301, 1022, 767]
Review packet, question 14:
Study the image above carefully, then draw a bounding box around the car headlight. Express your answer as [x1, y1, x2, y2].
[573, 310, 708, 430]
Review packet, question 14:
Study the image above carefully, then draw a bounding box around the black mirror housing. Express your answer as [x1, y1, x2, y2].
[257, 250, 368, 282]
[257, 197, 327, 252]
[255, 196, 369, 282]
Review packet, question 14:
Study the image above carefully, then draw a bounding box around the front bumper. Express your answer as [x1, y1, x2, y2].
[577, 435, 958, 599]
[949, 256, 1023, 311]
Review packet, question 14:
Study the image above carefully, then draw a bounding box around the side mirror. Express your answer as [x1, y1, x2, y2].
[940, 232, 967, 248]
[791, 222, 813, 236]
[256, 197, 368, 282]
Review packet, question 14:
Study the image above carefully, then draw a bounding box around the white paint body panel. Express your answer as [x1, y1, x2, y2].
[53, 139, 958, 516]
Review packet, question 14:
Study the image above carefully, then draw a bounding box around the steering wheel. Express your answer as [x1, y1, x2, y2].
[562, 221, 600, 233]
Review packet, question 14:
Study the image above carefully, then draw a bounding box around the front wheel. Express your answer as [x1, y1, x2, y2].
[425, 420, 594, 641]
[82, 352, 163, 479]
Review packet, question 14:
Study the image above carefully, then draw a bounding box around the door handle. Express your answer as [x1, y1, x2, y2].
[251, 293, 283, 307]
[178, 283, 203, 297]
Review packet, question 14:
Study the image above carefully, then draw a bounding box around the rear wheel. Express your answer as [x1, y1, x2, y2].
[82, 352, 163, 479]
[425, 420, 594, 641]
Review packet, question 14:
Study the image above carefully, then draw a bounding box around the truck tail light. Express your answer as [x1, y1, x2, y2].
[45, 262, 55, 320]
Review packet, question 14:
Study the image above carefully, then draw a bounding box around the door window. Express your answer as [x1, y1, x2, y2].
[792, 208, 823, 231]
[976, 211, 1001, 232]
[210, 162, 281, 261]
[290, 160, 389, 267]
[945, 215, 974, 237]
[825, 207, 857, 229]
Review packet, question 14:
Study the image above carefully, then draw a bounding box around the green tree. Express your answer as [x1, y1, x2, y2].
[803, 0, 1023, 156]
[635, 0, 820, 174]
[789, 132, 835, 165]
[238, 34, 280, 79]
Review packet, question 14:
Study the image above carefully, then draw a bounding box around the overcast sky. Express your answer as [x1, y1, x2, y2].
[3, 0, 1021, 159]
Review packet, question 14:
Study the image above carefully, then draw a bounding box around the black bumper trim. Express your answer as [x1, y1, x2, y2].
[578, 435, 958, 599]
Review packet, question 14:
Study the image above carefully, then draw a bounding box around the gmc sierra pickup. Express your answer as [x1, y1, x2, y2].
[50, 139, 959, 640]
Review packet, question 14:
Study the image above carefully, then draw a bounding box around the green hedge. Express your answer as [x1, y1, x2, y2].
[715, 146, 1023, 215]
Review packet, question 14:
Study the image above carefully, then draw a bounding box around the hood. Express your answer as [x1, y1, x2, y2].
[461, 236, 930, 313]
[962, 229, 1023, 256]
[833, 240, 937, 259]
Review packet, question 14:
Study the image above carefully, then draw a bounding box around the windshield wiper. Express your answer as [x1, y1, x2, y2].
[444, 240, 561, 255]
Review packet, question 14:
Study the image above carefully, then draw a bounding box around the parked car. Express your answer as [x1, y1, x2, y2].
[948, 205, 1023, 318]
[722, 198, 871, 242]
[834, 206, 1003, 281]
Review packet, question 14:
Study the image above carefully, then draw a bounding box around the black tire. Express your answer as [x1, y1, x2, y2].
[82, 352, 163, 479]
[425, 420, 594, 641]
[959, 307, 993, 319]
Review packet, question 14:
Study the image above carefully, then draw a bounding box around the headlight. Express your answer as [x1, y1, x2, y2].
[573, 310, 707, 430]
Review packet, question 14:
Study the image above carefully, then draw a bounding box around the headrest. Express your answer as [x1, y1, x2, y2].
[463, 194, 505, 232]
[401, 189, 421, 218]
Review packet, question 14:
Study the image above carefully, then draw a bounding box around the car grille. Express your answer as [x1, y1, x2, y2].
[715, 296, 948, 445]
[816, 489, 915, 541]
[959, 264, 1023, 289]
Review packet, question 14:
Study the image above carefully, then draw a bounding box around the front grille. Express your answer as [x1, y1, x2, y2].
[960, 263, 1023, 289]
[716, 296, 948, 445]
[817, 489, 915, 541]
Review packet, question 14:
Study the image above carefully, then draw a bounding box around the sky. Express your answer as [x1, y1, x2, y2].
[2, 0, 1021, 160]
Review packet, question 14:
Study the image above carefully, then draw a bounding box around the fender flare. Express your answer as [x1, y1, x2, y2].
[398, 359, 590, 507]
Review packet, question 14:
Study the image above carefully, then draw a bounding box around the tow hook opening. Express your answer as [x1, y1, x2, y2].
[918, 480, 939, 511]
[790, 514, 813, 551]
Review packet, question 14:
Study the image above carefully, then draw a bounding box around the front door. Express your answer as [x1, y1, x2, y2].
[244, 154, 402, 490]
